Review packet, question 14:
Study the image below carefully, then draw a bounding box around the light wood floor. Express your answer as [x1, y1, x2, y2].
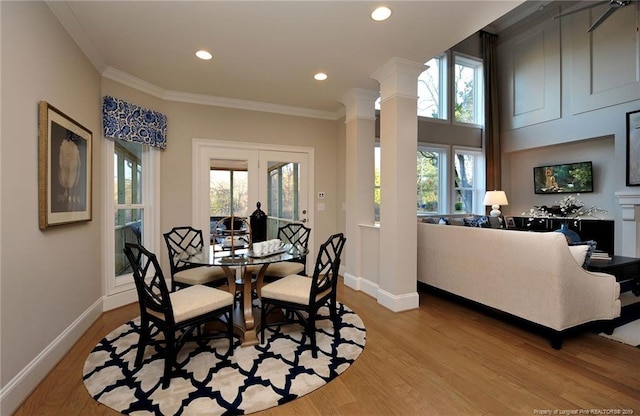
[13, 281, 640, 416]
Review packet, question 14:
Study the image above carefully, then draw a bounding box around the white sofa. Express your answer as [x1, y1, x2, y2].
[417, 222, 621, 348]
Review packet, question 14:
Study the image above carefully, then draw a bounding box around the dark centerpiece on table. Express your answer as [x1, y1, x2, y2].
[523, 194, 607, 242]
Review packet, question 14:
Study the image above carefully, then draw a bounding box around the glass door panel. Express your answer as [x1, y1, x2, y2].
[209, 159, 249, 243]
[258, 151, 311, 260]
[193, 143, 312, 264]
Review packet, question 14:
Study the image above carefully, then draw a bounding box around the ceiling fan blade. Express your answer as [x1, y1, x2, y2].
[587, 7, 618, 32]
[553, 0, 609, 19]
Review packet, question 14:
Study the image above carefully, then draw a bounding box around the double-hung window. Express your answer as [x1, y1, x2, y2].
[375, 144, 449, 221]
[374, 147, 381, 222]
[417, 145, 448, 214]
[453, 146, 485, 214]
[453, 53, 484, 126]
[373, 50, 486, 220]
[107, 138, 159, 300]
[418, 54, 448, 120]
[114, 141, 144, 277]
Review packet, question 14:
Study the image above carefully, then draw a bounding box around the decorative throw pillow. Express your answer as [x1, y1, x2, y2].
[568, 240, 597, 269]
[463, 217, 478, 227]
[476, 216, 491, 228]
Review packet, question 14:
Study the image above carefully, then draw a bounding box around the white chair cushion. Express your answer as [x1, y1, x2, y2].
[174, 266, 227, 285]
[261, 274, 331, 306]
[265, 261, 304, 278]
[167, 285, 234, 323]
[261, 274, 312, 304]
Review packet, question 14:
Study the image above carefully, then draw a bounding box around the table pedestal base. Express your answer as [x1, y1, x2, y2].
[220, 263, 270, 347]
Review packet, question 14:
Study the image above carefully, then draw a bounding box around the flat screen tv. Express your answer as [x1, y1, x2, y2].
[533, 161, 593, 194]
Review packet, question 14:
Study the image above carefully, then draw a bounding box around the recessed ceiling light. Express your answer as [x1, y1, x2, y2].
[195, 50, 213, 60]
[371, 6, 392, 22]
[314, 72, 328, 81]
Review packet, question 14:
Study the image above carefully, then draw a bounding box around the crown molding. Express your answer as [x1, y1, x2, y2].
[48, 1, 343, 121]
[163, 90, 340, 121]
[103, 67, 342, 121]
[46, 1, 107, 73]
[99, 65, 342, 120]
[102, 66, 342, 120]
[102, 66, 344, 121]
[102, 66, 165, 98]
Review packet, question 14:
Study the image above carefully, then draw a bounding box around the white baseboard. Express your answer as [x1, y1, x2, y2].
[102, 287, 138, 311]
[344, 273, 417, 308]
[343, 272, 360, 289]
[0, 298, 103, 416]
[376, 288, 420, 312]
[344, 272, 379, 298]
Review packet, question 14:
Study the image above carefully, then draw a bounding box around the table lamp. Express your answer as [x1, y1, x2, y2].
[483, 190, 509, 217]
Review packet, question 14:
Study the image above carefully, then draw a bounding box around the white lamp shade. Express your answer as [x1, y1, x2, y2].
[483, 191, 509, 206]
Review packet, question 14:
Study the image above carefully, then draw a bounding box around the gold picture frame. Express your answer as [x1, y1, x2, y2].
[38, 101, 92, 229]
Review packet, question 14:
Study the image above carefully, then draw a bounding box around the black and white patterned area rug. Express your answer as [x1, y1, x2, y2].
[83, 303, 366, 415]
[599, 292, 640, 348]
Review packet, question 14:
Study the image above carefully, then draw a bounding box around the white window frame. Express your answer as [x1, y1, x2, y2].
[374, 144, 380, 222]
[451, 146, 485, 214]
[452, 52, 484, 127]
[417, 144, 449, 214]
[418, 53, 448, 120]
[102, 137, 160, 310]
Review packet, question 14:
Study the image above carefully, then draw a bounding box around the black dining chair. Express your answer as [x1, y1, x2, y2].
[262, 223, 311, 281]
[260, 233, 346, 358]
[164, 226, 227, 292]
[123, 243, 235, 388]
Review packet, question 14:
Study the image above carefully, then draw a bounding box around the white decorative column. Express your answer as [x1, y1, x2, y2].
[371, 58, 424, 312]
[340, 88, 378, 291]
[615, 191, 640, 257]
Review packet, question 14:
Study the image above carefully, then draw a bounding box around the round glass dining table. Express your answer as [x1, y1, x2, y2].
[184, 243, 308, 346]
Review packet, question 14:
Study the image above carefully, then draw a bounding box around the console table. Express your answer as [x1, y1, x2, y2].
[587, 256, 640, 296]
[511, 217, 614, 255]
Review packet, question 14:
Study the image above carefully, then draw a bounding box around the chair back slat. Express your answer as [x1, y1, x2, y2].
[278, 223, 311, 249]
[163, 226, 205, 272]
[309, 233, 346, 303]
[124, 243, 174, 323]
[277, 223, 311, 273]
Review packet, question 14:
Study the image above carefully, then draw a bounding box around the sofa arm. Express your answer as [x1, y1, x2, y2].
[558, 270, 621, 329]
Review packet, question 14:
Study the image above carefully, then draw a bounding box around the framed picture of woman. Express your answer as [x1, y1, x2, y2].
[38, 101, 93, 229]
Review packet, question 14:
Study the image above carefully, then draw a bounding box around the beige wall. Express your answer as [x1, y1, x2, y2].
[1, 0, 102, 398]
[1, 3, 345, 410]
[102, 79, 344, 271]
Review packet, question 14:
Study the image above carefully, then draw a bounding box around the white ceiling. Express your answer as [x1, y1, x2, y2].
[48, 0, 527, 119]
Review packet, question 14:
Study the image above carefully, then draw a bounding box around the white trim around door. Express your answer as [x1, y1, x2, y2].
[192, 138, 315, 261]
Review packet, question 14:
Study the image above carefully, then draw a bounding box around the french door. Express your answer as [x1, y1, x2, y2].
[193, 140, 314, 269]
[258, 151, 309, 239]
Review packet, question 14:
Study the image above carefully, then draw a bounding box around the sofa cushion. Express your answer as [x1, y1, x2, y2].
[568, 240, 597, 269]
[463, 217, 479, 227]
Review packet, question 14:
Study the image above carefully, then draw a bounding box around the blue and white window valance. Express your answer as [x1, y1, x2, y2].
[102, 96, 167, 149]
